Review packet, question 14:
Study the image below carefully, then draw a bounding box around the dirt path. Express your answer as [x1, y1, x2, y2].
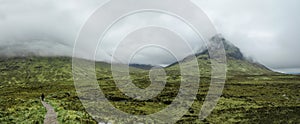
[41, 101, 58, 124]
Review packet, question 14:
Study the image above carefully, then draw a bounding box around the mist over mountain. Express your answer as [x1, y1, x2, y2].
[1, 0, 300, 73]
[163, 34, 274, 75]
[199, 34, 244, 60]
[0, 34, 273, 73]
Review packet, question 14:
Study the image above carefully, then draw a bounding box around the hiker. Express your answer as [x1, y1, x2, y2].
[41, 93, 45, 101]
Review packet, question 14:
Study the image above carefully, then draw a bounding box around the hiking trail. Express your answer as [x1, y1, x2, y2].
[41, 101, 58, 124]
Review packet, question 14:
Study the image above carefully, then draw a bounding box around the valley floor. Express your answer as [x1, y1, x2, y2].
[0, 57, 299, 123]
[0, 74, 299, 123]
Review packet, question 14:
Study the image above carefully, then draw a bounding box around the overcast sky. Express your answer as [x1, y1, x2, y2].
[0, 0, 299, 73]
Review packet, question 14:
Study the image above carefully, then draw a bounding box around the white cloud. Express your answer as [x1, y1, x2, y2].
[194, 0, 300, 71]
[0, 0, 299, 73]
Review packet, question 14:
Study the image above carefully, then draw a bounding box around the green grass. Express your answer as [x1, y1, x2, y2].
[0, 56, 299, 123]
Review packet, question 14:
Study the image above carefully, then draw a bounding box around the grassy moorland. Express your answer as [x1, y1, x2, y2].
[0, 55, 299, 123]
[0, 37, 299, 123]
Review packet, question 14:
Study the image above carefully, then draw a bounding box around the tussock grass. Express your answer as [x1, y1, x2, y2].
[0, 56, 299, 123]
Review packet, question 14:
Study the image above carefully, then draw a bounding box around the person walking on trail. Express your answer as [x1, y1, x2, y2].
[41, 93, 45, 101]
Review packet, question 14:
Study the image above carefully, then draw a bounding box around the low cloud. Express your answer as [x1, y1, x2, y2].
[0, 0, 299, 72]
[195, 0, 300, 72]
[0, 0, 102, 56]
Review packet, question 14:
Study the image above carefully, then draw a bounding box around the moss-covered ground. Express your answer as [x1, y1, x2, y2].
[0, 56, 299, 123]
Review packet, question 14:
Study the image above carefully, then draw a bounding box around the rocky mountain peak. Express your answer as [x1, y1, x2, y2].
[210, 34, 244, 60]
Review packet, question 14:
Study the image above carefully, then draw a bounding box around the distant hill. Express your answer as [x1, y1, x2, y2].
[129, 64, 155, 70]
[289, 73, 300, 75]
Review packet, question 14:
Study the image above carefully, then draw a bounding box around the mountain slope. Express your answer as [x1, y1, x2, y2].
[1, 36, 298, 123]
[167, 35, 275, 76]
